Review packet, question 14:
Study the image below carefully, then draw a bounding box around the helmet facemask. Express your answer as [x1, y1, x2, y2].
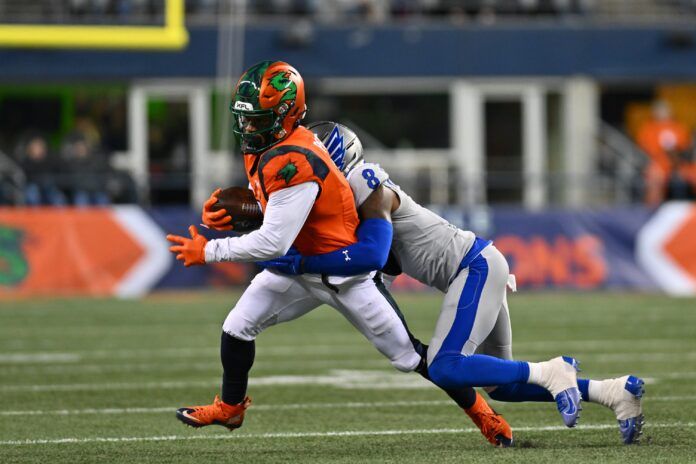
[231, 106, 286, 154]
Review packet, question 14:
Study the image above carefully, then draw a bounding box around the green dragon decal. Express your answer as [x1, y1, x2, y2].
[230, 62, 297, 111]
[0, 226, 29, 287]
[268, 71, 297, 102]
[276, 161, 299, 185]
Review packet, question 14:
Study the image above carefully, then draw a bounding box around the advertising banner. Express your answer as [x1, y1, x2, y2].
[1, 202, 695, 297]
[0, 206, 170, 298]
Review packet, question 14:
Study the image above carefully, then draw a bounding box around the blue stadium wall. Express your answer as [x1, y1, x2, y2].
[1, 24, 696, 80]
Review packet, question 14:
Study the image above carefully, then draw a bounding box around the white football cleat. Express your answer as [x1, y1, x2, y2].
[597, 375, 645, 444]
[534, 356, 582, 427]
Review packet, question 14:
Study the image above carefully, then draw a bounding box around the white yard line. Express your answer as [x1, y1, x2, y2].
[0, 370, 433, 392]
[0, 359, 389, 375]
[2, 338, 693, 364]
[589, 352, 696, 362]
[2, 368, 696, 393]
[0, 400, 453, 417]
[0, 351, 696, 374]
[3, 350, 695, 373]
[0, 379, 220, 393]
[0, 353, 82, 363]
[0, 395, 693, 418]
[1, 422, 694, 447]
[0, 345, 371, 364]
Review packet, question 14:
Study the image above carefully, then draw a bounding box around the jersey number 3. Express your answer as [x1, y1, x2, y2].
[362, 169, 380, 190]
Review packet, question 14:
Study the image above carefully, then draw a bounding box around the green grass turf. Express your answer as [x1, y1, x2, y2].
[0, 291, 695, 463]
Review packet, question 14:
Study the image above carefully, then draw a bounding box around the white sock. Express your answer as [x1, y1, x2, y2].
[527, 362, 543, 385]
[524, 357, 576, 398]
[588, 379, 608, 406]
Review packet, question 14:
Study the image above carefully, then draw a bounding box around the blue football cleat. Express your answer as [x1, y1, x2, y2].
[540, 356, 582, 428]
[556, 386, 582, 428]
[615, 375, 645, 444]
[594, 374, 645, 444]
[618, 414, 645, 445]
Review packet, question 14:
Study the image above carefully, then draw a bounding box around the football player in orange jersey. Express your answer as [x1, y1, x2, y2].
[165, 61, 511, 446]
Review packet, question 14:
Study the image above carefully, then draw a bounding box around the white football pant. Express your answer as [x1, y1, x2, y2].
[222, 270, 422, 372]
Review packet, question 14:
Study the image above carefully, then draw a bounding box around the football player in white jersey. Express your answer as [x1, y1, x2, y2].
[261, 122, 645, 445]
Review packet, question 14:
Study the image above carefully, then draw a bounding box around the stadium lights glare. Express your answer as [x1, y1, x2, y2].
[0, 0, 188, 50]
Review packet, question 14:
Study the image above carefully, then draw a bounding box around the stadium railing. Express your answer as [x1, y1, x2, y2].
[597, 122, 650, 205]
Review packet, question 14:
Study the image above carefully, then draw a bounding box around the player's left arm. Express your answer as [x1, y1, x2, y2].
[260, 184, 397, 275]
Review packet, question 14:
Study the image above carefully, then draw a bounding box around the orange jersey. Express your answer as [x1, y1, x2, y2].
[243, 126, 358, 255]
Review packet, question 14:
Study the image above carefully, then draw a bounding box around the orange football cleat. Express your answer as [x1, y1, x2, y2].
[465, 392, 513, 447]
[176, 395, 251, 431]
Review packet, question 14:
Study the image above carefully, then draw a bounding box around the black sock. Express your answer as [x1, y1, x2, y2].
[220, 331, 255, 405]
[444, 386, 477, 409]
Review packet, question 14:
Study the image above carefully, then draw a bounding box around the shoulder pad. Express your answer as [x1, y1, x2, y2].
[257, 145, 330, 200]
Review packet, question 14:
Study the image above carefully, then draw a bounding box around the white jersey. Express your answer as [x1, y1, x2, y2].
[346, 163, 476, 293]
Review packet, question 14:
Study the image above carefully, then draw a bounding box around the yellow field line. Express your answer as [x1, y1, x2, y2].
[0, 0, 188, 50]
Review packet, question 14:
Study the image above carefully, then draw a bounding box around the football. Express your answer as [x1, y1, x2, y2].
[211, 186, 264, 232]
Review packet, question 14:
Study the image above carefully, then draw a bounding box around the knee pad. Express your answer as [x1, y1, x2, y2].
[390, 351, 421, 373]
[222, 313, 260, 341]
[361, 301, 393, 336]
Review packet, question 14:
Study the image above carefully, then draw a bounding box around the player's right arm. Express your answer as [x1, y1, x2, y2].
[204, 181, 318, 262]
[168, 180, 319, 266]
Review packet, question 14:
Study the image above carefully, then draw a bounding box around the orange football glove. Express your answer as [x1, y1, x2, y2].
[166, 225, 208, 267]
[202, 188, 233, 231]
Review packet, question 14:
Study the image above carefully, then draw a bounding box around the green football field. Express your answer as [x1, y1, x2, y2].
[0, 291, 694, 463]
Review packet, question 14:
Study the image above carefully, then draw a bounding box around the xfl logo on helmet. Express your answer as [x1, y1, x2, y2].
[233, 101, 254, 111]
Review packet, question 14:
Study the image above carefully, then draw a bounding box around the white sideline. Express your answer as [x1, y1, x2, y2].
[1, 422, 694, 447]
[0, 395, 693, 418]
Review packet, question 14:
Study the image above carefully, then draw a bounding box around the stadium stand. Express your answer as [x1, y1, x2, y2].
[0, 0, 694, 24]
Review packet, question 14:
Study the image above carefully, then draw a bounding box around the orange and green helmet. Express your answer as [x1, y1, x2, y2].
[230, 60, 307, 154]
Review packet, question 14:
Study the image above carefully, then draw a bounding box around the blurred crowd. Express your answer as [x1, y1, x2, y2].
[4, 0, 695, 25]
[636, 101, 696, 205]
[0, 128, 137, 207]
[249, 0, 596, 21]
[0, 0, 598, 23]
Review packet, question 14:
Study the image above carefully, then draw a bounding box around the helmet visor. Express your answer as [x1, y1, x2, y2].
[231, 109, 278, 153]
